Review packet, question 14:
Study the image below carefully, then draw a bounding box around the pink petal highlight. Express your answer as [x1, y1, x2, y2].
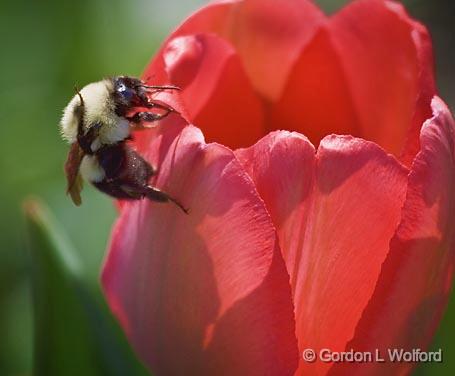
[236, 131, 409, 375]
[102, 125, 299, 375]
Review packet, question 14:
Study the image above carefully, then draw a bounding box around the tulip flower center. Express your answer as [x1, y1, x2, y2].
[158, 16, 434, 166]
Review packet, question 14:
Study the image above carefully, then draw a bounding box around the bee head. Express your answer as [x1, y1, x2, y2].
[112, 76, 180, 117]
[112, 76, 146, 113]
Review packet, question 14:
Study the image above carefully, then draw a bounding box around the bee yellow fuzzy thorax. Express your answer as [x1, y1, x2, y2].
[60, 79, 130, 151]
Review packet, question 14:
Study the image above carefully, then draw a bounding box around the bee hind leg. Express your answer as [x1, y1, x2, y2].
[144, 185, 189, 214]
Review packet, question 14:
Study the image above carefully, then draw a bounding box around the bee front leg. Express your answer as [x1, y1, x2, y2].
[127, 110, 171, 126]
[144, 100, 177, 113]
[144, 186, 189, 214]
[137, 89, 179, 113]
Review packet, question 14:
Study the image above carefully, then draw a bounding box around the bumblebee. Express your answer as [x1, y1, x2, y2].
[60, 76, 187, 213]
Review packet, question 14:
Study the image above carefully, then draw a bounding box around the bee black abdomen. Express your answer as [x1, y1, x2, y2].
[93, 180, 140, 199]
[91, 142, 187, 212]
[94, 143, 155, 200]
[96, 144, 124, 179]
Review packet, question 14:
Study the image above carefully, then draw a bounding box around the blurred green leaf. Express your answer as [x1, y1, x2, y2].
[414, 290, 455, 375]
[25, 198, 149, 376]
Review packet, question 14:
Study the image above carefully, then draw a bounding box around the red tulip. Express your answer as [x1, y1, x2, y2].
[101, 0, 455, 375]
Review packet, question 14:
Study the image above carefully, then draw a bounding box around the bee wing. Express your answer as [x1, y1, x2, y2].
[64, 142, 84, 206]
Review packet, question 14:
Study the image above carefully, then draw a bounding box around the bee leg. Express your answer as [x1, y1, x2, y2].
[144, 100, 177, 113]
[137, 89, 179, 112]
[144, 186, 189, 214]
[127, 110, 172, 125]
[120, 185, 143, 200]
[77, 122, 102, 153]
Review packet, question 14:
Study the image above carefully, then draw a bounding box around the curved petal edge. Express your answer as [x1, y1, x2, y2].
[330, 97, 455, 376]
[102, 125, 299, 376]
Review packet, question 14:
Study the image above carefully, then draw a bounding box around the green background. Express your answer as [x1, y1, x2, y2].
[0, 0, 453, 375]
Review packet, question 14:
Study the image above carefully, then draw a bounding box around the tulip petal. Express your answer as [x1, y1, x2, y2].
[236, 131, 409, 375]
[150, 33, 265, 149]
[168, 0, 326, 101]
[270, 26, 362, 145]
[329, 97, 455, 376]
[102, 125, 299, 375]
[272, 0, 435, 161]
[329, 0, 436, 160]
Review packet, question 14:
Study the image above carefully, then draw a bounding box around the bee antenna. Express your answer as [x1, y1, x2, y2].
[74, 85, 84, 106]
[136, 84, 181, 91]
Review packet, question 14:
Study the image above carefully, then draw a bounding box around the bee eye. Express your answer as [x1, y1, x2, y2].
[116, 82, 134, 100]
